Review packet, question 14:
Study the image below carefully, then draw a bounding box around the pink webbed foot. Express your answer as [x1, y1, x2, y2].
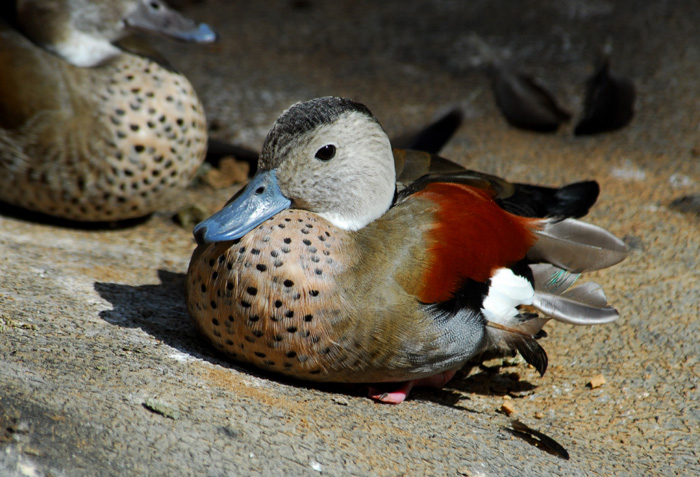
[367, 370, 457, 404]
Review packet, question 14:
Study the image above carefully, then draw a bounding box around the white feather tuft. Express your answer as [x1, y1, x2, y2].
[481, 268, 534, 325]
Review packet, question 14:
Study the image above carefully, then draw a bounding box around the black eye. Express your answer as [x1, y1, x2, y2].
[314, 145, 336, 161]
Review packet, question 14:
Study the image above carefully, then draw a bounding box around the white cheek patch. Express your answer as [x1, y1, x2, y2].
[317, 211, 366, 231]
[481, 268, 534, 325]
[49, 30, 121, 67]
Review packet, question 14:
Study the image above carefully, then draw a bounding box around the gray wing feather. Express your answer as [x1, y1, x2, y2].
[529, 218, 628, 272]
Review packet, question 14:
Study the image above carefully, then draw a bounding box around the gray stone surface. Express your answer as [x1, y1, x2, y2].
[1, 0, 699, 475]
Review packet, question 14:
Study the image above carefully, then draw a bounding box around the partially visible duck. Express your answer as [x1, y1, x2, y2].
[0, 0, 215, 221]
[187, 97, 628, 403]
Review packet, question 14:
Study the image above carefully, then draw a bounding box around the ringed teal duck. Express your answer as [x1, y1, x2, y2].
[0, 0, 215, 221]
[187, 97, 628, 403]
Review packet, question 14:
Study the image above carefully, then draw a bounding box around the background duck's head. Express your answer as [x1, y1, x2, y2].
[195, 97, 397, 244]
[16, 0, 216, 67]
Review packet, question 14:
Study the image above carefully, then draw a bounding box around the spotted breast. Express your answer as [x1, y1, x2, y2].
[189, 209, 361, 379]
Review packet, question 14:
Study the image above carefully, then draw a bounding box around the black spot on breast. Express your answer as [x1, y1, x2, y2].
[256, 264, 267, 272]
[247, 287, 258, 296]
[309, 290, 319, 297]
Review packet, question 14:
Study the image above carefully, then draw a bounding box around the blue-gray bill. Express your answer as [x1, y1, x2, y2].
[125, 0, 218, 43]
[194, 170, 291, 244]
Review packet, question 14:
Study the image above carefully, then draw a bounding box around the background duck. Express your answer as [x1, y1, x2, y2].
[0, 0, 215, 222]
[187, 97, 628, 404]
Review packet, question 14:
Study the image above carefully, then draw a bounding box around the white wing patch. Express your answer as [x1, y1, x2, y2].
[481, 268, 534, 325]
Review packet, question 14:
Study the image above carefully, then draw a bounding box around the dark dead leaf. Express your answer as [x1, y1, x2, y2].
[574, 59, 635, 135]
[669, 195, 700, 216]
[508, 419, 570, 460]
[391, 107, 464, 154]
[491, 65, 571, 133]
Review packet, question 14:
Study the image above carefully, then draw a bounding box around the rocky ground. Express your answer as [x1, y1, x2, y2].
[1, 0, 698, 475]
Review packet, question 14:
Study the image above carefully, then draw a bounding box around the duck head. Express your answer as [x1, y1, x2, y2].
[194, 97, 396, 244]
[16, 0, 216, 67]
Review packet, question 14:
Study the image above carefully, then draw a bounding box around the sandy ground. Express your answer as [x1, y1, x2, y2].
[1, 1, 698, 475]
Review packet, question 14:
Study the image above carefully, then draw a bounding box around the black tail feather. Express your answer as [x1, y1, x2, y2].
[498, 181, 600, 219]
[511, 334, 549, 376]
